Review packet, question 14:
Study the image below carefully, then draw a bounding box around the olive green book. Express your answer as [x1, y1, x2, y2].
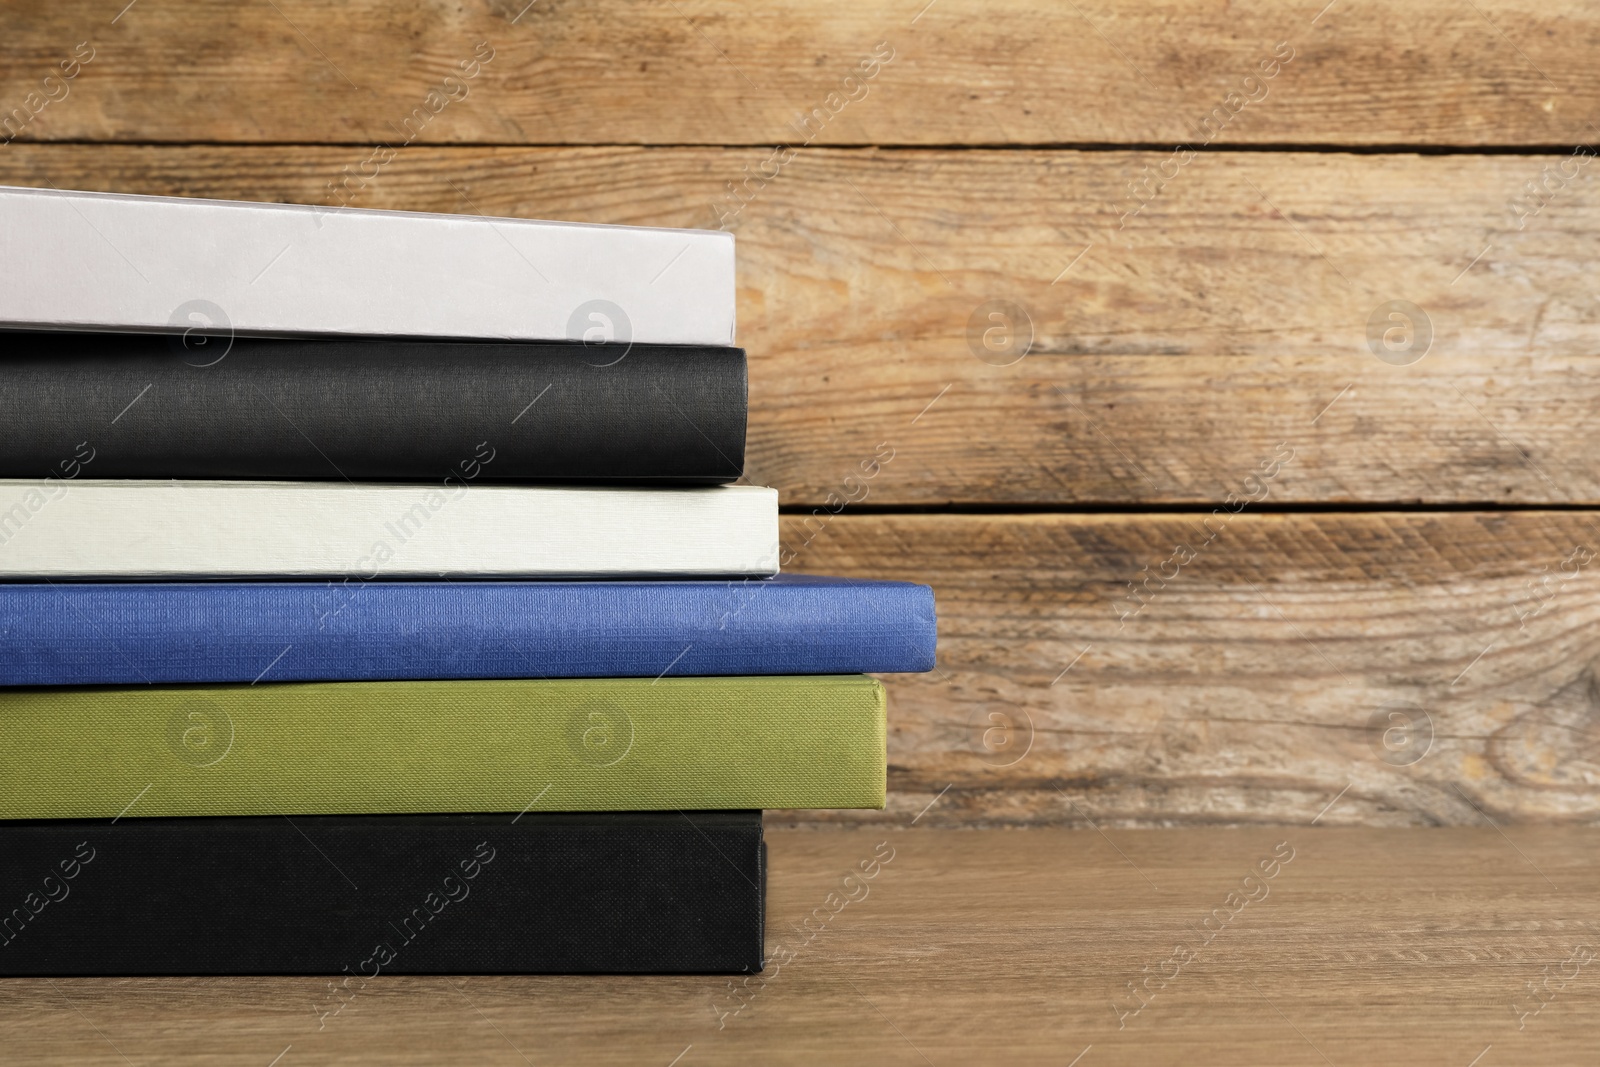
[0, 676, 886, 818]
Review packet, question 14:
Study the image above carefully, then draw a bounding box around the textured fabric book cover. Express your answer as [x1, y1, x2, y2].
[0, 676, 885, 818]
[0, 481, 777, 578]
[0, 811, 764, 976]
[0, 575, 935, 686]
[0, 334, 745, 484]
[0, 185, 736, 346]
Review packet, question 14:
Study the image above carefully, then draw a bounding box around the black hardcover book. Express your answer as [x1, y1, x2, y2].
[0, 811, 764, 976]
[0, 332, 745, 483]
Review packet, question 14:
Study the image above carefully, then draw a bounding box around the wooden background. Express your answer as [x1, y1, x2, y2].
[5, 0, 1600, 827]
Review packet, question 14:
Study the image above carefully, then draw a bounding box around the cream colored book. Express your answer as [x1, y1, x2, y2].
[0, 481, 777, 578]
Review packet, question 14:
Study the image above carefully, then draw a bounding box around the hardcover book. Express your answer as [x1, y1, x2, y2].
[0, 481, 777, 578]
[0, 575, 936, 686]
[0, 185, 736, 346]
[0, 676, 886, 818]
[0, 811, 764, 975]
[0, 333, 745, 483]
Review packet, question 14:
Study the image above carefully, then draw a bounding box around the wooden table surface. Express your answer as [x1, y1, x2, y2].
[4, 825, 1596, 1066]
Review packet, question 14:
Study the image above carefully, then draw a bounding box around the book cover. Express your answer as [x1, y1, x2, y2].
[0, 676, 886, 818]
[0, 185, 735, 346]
[0, 481, 777, 578]
[0, 811, 763, 975]
[0, 333, 745, 484]
[0, 575, 935, 686]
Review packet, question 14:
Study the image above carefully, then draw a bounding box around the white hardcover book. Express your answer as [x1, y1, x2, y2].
[0, 185, 735, 346]
[0, 482, 777, 578]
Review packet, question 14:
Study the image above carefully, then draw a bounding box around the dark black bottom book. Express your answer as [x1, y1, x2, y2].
[0, 811, 764, 976]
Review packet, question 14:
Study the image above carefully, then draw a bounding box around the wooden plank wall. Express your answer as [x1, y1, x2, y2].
[3, 0, 1597, 825]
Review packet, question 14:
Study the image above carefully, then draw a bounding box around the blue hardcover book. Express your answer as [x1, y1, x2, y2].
[0, 575, 935, 686]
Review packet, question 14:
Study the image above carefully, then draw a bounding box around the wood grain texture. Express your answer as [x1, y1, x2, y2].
[773, 512, 1600, 828]
[3, 145, 1600, 505]
[1, 826, 1595, 1065]
[0, 1, 1597, 146]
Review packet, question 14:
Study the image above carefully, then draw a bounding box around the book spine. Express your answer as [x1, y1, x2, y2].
[0, 185, 736, 345]
[0, 335, 745, 484]
[0, 812, 763, 975]
[0, 580, 936, 685]
[0, 677, 888, 817]
[0, 482, 779, 578]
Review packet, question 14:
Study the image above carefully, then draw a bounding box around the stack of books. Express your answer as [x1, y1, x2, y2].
[0, 186, 935, 976]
